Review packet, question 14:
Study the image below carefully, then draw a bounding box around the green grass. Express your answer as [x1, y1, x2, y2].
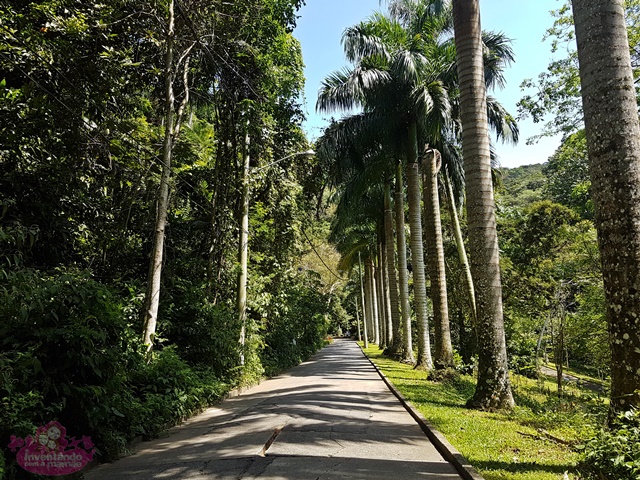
[361, 344, 608, 480]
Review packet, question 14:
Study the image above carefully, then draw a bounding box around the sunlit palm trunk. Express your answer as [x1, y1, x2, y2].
[381, 241, 393, 350]
[572, 0, 640, 414]
[368, 257, 380, 345]
[452, 0, 514, 408]
[358, 252, 369, 348]
[444, 172, 477, 325]
[385, 178, 402, 355]
[395, 160, 415, 363]
[377, 241, 388, 349]
[364, 258, 374, 344]
[407, 121, 432, 370]
[422, 147, 453, 368]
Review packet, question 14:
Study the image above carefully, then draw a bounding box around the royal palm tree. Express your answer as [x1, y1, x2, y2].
[320, 0, 517, 369]
[452, 0, 514, 409]
[572, 0, 640, 415]
[320, 4, 456, 368]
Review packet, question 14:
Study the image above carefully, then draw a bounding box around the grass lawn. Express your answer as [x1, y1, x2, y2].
[360, 344, 608, 480]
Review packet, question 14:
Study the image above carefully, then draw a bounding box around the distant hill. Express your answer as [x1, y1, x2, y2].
[496, 163, 550, 209]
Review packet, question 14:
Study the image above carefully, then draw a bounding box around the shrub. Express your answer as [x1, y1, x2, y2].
[577, 408, 640, 479]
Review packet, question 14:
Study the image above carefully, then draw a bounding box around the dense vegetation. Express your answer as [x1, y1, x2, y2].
[2, 0, 640, 479]
[0, 0, 341, 477]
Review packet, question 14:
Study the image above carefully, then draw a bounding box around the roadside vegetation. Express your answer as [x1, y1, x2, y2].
[362, 344, 607, 480]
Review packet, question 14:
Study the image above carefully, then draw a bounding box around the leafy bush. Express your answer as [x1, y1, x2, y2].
[161, 283, 242, 377]
[260, 273, 329, 376]
[0, 269, 229, 476]
[578, 408, 640, 479]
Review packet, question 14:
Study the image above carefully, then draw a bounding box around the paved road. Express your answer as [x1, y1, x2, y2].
[85, 339, 463, 479]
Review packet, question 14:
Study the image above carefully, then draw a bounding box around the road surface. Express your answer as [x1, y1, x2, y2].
[85, 339, 465, 479]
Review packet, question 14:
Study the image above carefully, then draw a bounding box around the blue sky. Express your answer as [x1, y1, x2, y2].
[293, 0, 566, 168]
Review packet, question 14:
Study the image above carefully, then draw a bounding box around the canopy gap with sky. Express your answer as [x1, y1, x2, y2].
[293, 0, 564, 168]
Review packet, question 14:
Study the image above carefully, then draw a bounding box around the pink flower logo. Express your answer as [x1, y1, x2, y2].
[9, 421, 94, 476]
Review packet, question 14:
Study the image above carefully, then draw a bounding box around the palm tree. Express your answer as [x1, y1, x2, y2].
[572, 0, 640, 415]
[320, 4, 456, 368]
[422, 146, 453, 367]
[319, 0, 517, 369]
[384, 175, 403, 355]
[452, 0, 514, 409]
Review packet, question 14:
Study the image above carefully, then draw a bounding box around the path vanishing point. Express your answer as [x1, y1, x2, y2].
[85, 339, 476, 479]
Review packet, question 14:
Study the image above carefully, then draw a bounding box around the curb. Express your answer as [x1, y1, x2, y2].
[358, 344, 485, 480]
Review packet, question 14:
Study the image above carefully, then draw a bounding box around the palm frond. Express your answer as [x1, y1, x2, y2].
[487, 95, 519, 145]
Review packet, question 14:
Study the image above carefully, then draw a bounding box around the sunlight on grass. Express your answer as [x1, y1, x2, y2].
[361, 344, 608, 480]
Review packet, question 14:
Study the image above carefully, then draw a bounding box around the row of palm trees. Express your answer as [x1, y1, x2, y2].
[316, 0, 517, 408]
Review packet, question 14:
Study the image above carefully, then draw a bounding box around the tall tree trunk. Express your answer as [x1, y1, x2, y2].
[354, 298, 362, 341]
[142, 0, 176, 350]
[452, 0, 514, 409]
[380, 237, 393, 350]
[407, 121, 432, 370]
[444, 172, 477, 325]
[385, 177, 402, 355]
[572, 0, 640, 414]
[422, 146, 454, 368]
[359, 252, 369, 348]
[395, 160, 415, 363]
[376, 245, 387, 348]
[368, 257, 380, 345]
[237, 128, 250, 365]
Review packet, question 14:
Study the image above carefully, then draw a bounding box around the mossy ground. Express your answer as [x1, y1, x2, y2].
[361, 344, 608, 480]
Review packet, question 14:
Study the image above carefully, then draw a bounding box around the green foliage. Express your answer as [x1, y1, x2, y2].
[578, 409, 640, 479]
[161, 284, 241, 377]
[0, 268, 230, 474]
[258, 271, 330, 376]
[497, 164, 548, 209]
[543, 131, 593, 219]
[518, 0, 640, 140]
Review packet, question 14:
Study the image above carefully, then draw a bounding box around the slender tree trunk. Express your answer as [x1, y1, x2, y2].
[237, 128, 250, 365]
[376, 247, 387, 348]
[422, 146, 453, 368]
[381, 237, 393, 351]
[355, 298, 362, 341]
[368, 257, 380, 345]
[359, 252, 369, 348]
[407, 121, 432, 370]
[142, 0, 176, 350]
[395, 160, 414, 363]
[385, 177, 402, 355]
[452, 0, 514, 409]
[572, 0, 640, 414]
[444, 172, 477, 325]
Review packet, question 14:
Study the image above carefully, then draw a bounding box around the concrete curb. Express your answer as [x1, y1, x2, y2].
[358, 344, 485, 480]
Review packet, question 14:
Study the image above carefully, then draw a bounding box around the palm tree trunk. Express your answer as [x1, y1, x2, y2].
[407, 121, 432, 370]
[444, 172, 477, 325]
[354, 298, 362, 341]
[380, 237, 393, 350]
[358, 252, 369, 348]
[364, 258, 372, 344]
[422, 147, 453, 368]
[368, 257, 380, 345]
[395, 160, 415, 363]
[385, 177, 402, 355]
[376, 242, 387, 349]
[572, 0, 640, 415]
[452, 0, 514, 409]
